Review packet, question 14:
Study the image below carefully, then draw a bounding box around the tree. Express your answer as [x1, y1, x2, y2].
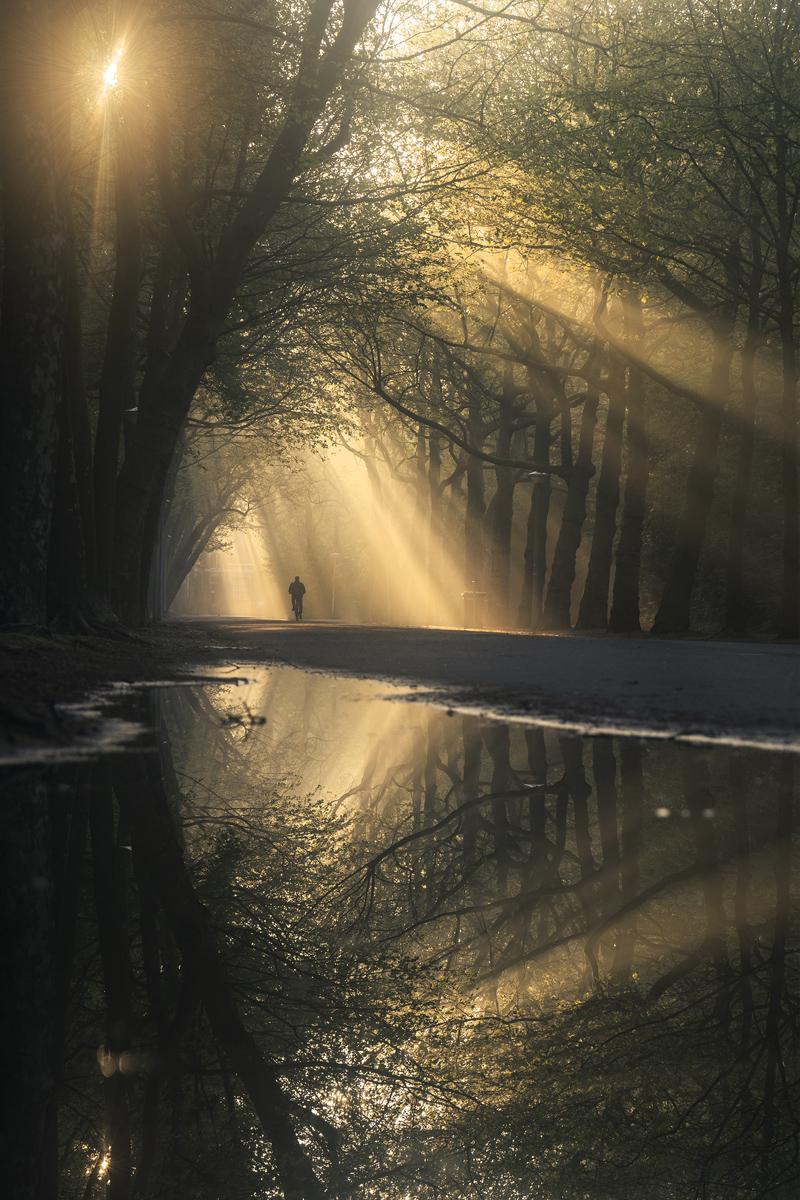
[107, 1, 384, 618]
[424, 0, 798, 635]
[0, 0, 65, 625]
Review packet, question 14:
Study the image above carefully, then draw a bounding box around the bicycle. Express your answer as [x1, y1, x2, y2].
[292, 595, 303, 621]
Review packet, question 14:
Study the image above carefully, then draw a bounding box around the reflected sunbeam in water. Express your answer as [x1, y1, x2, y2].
[4, 668, 797, 1200]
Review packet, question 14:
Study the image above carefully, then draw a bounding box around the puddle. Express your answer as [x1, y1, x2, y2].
[4, 665, 797, 1199]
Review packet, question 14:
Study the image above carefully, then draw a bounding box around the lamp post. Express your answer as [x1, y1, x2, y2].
[527, 471, 549, 631]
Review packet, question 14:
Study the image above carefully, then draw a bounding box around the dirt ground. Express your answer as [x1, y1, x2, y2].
[1, 617, 798, 760]
[0, 621, 219, 760]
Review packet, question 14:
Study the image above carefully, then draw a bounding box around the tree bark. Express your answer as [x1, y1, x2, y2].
[94, 119, 143, 596]
[489, 373, 516, 626]
[542, 367, 601, 629]
[723, 233, 763, 632]
[761, 755, 793, 1152]
[51, 3, 97, 597]
[611, 738, 643, 982]
[652, 318, 736, 633]
[524, 727, 549, 867]
[408, 425, 428, 621]
[464, 403, 486, 590]
[729, 753, 754, 1055]
[482, 722, 513, 895]
[0, 775, 57, 1200]
[0, 0, 64, 624]
[90, 766, 134, 1200]
[518, 370, 554, 627]
[461, 714, 483, 859]
[593, 738, 620, 971]
[363, 434, 388, 622]
[427, 433, 443, 620]
[775, 140, 799, 637]
[46, 388, 90, 627]
[576, 351, 626, 629]
[609, 296, 649, 632]
[36, 767, 89, 1200]
[443, 448, 466, 566]
[518, 485, 538, 629]
[561, 737, 595, 931]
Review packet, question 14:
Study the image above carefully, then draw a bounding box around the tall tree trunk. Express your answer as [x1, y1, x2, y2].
[90, 767, 134, 1200]
[489, 373, 516, 626]
[55, 234, 96, 609]
[532, 381, 555, 616]
[0, 0, 63, 624]
[593, 738, 620, 972]
[363, 435, 387, 622]
[112, 736, 328, 1200]
[561, 737, 595, 932]
[524, 727, 549, 869]
[138, 235, 182, 413]
[464, 404, 486, 590]
[542, 371, 601, 629]
[518, 376, 554, 627]
[129, 809, 196, 1200]
[0, 776, 57, 1200]
[518, 485, 538, 629]
[408, 425, 428, 622]
[427, 434, 443, 620]
[609, 296, 649, 632]
[775, 142, 799, 637]
[94, 118, 143, 597]
[483, 723, 513, 895]
[52, 4, 97, 598]
[512, 729, 549, 960]
[443, 450, 466, 555]
[422, 711, 442, 899]
[611, 738, 643, 982]
[46, 390, 90, 627]
[141, 475, 168, 620]
[652, 318, 737, 633]
[761, 755, 793, 1152]
[461, 714, 483, 859]
[729, 752, 754, 1055]
[576, 351, 626, 629]
[723, 240, 762, 633]
[304, 498, 324, 619]
[36, 768, 89, 1200]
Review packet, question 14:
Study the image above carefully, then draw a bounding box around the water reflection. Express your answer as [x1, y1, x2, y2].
[4, 668, 797, 1199]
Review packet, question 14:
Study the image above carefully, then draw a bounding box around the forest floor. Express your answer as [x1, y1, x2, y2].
[1, 617, 798, 761]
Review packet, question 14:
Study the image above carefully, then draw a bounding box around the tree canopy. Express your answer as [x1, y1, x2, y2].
[0, 0, 796, 630]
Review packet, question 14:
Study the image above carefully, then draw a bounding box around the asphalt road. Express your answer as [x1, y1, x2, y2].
[192, 620, 800, 750]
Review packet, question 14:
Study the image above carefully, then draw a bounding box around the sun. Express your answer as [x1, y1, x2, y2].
[102, 47, 122, 91]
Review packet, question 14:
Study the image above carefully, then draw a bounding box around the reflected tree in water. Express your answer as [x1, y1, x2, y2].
[6, 676, 796, 1198]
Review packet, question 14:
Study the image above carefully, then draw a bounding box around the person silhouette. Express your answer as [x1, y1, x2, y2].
[288, 575, 306, 620]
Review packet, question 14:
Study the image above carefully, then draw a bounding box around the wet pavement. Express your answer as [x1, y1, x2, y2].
[2, 665, 797, 1199]
[179, 620, 800, 750]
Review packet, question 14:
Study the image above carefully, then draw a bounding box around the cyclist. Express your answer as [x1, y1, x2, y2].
[288, 575, 306, 620]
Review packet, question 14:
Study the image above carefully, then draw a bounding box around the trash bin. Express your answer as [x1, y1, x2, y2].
[461, 590, 487, 628]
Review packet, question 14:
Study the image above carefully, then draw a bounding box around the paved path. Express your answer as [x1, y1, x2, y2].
[186, 621, 800, 750]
